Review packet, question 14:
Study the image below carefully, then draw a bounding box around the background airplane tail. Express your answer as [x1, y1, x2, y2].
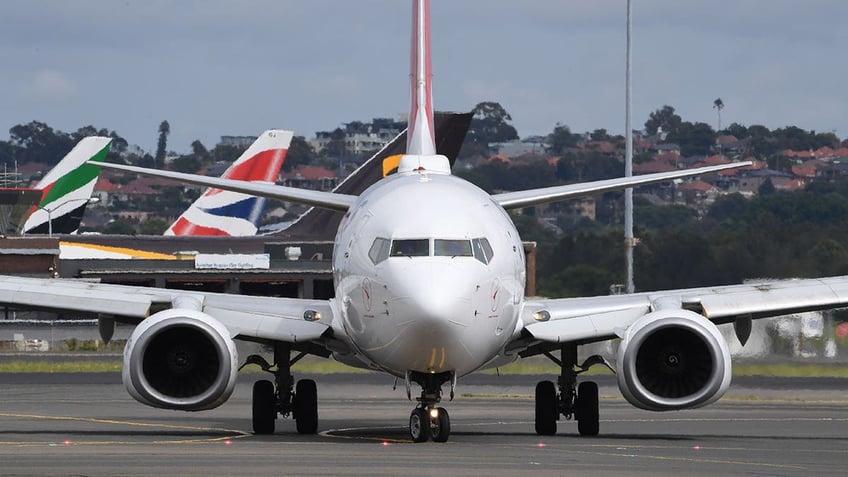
[165, 129, 293, 236]
[23, 136, 112, 234]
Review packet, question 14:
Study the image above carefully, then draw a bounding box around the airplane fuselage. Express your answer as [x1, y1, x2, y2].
[332, 168, 526, 377]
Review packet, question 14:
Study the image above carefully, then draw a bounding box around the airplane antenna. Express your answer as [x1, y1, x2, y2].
[624, 0, 635, 294]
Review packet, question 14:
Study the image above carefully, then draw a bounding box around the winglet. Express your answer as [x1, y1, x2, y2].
[398, 0, 450, 174]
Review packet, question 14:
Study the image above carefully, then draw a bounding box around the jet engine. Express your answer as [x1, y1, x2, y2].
[616, 309, 731, 411]
[123, 308, 238, 411]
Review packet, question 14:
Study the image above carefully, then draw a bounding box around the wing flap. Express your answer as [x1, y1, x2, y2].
[695, 277, 848, 319]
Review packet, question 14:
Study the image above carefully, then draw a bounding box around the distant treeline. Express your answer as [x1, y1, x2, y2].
[516, 179, 848, 298]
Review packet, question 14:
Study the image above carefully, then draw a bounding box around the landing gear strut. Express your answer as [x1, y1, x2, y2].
[407, 371, 453, 443]
[244, 343, 318, 435]
[535, 344, 606, 437]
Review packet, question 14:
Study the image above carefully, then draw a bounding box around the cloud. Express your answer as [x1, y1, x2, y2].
[26, 70, 78, 100]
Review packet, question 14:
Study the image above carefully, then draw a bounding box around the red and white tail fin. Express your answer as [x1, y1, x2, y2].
[165, 130, 293, 236]
[407, 0, 436, 156]
[399, 0, 450, 174]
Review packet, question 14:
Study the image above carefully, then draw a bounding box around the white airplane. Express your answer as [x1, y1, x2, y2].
[2, 0, 846, 443]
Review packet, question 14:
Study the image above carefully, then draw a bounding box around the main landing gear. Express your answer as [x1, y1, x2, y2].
[535, 344, 610, 437]
[407, 371, 453, 443]
[243, 343, 318, 435]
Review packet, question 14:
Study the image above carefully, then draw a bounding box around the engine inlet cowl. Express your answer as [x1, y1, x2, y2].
[123, 308, 238, 411]
[616, 309, 731, 411]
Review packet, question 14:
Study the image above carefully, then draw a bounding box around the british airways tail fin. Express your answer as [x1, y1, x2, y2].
[23, 136, 112, 235]
[165, 129, 293, 236]
[398, 0, 450, 174]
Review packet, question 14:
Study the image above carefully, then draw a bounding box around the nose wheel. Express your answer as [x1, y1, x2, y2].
[406, 371, 453, 442]
[409, 406, 450, 442]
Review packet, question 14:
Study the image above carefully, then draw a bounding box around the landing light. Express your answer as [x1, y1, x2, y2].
[534, 310, 551, 322]
[429, 408, 439, 419]
[303, 310, 321, 321]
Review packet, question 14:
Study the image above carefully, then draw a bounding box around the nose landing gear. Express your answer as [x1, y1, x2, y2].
[407, 371, 454, 442]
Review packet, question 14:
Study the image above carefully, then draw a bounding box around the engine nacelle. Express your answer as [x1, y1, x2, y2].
[616, 309, 731, 411]
[123, 308, 238, 411]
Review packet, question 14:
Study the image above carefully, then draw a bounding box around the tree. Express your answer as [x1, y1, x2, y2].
[9, 121, 73, 165]
[547, 123, 579, 156]
[139, 218, 169, 235]
[283, 136, 315, 172]
[667, 121, 716, 156]
[590, 129, 612, 141]
[191, 140, 210, 162]
[466, 101, 518, 147]
[172, 154, 201, 173]
[323, 128, 347, 158]
[759, 178, 776, 196]
[712, 98, 724, 133]
[103, 219, 136, 235]
[155, 120, 170, 166]
[644, 105, 682, 136]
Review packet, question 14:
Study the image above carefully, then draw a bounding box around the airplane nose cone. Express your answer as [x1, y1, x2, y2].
[388, 261, 472, 329]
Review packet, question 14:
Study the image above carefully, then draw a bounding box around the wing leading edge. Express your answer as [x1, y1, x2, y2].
[93, 162, 357, 212]
[493, 162, 751, 210]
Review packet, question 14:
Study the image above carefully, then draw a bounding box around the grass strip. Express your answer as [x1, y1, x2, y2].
[1, 357, 847, 378]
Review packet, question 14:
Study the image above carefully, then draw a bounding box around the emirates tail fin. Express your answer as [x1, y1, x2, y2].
[23, 136, 112, 234]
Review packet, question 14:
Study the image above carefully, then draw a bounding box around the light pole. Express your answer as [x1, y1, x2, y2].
[33, 196, 101, 237]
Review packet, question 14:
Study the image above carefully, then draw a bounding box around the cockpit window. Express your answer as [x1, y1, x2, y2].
[368, 237, 391, 264]
[434, 239, 472, 257]
[390, 239, 429, 257]
[472, 238, 494, 264]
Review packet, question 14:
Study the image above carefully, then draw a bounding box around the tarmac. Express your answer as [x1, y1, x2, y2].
[0, 373, 846, 476]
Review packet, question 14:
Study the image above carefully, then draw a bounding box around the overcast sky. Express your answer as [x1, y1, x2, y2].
[2, 1, 847, 154]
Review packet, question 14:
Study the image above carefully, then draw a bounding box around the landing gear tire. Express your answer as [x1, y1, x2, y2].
[294, 379, 318, 434]
[576, 381, 599, 437]
[252, 379, 276, 435]
[535, 380, 558, 436]
[431, 407, 450, 443]
[409, 407, 430, 443]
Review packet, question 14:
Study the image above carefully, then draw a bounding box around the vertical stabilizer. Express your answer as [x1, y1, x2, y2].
[399, 0, 450, 174]
[165, 129, 293, 236]
[407, 0, 436, 156]
[23, 136, 112, 234]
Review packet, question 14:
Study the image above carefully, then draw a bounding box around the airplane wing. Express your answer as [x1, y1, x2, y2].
[93, 162, 357, 212]
[493, 162, 750, 210]
[517, 276, 848, 347]
[0, 275, 334, 345]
